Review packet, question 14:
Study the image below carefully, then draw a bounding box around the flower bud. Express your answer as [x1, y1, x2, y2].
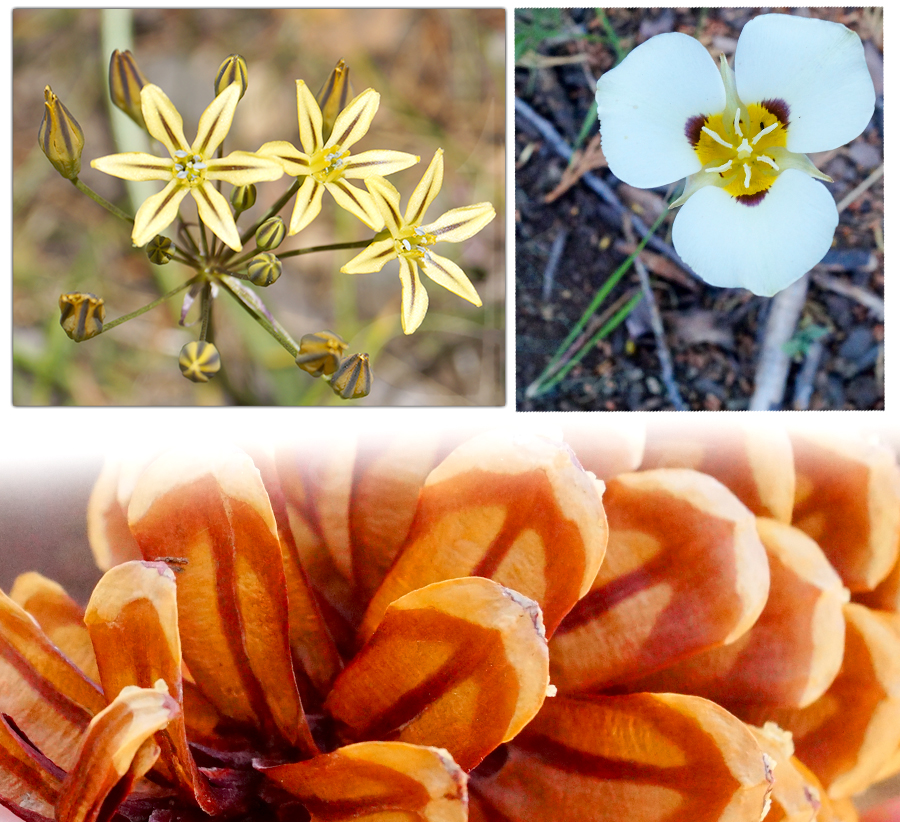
[215, 54, 248, 100]
[59, 292, 104, 342]
[109, 49, 149, 128]
[39, 86, 84, 180]
[147, 235, 174, 265]
[247, 252, 282, 287]
[330, 352, 372, 400]
[179, 341, 221, 383]
[231, 184, 257, 213]
[317, 59, 354, 143]
[295, 331, 347, 377]
[255, 217, 286, 251]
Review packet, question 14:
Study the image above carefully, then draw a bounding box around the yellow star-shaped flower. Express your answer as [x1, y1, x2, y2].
[91, 82, 283, 251]
[341, 149, 495, 335]
[257, 82, 420, 234]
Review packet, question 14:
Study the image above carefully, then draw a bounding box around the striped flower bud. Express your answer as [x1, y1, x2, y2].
[109, 49, 149, 128]
[231, 184, 257, 214]
[330, 352, 372, 400]
[59, 292, 104, 342]
[255, 217, 286, 251]
[295, 331, 347, 377]
[179, 341, 221, 383]
[247, 252, 282, 287]
[147, 235, 174, 265]
[316, 58, 354, 143]
[38, 86, 84, 180]
[215, 54, 248, 100]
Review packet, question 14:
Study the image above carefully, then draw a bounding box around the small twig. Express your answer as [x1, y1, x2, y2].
[515, 97, 693, 276]
[811, 272, 884, 320]
[836, 163, 884, 213]
[792, 340, 826, 410]
[542, 229, 568, 302]
[623, 216, 687, 410]
[749, 274, 810, 410]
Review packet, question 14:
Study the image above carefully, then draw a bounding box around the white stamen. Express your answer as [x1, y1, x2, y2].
[174, 150, 188, 158]
[415, 245, 427, 253]
[173, 164, 184, 172]
[757, 154, 779, 170]
[414, 227, 426, 235]
[401, 239, 412, 251]
[177, 170, 188, 179]
[701, 126, 733, 149]
[743, 163, 751, 188]
[193, 155, 203, 163]
[705, 160, 734, 173]
[192, 161, 207, 170]
[733, 109, 743, 138]
[752, 121, 779, 145]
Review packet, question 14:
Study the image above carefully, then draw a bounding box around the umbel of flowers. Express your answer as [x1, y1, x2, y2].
[39, 51, 496, 397]
[2, 419, 900, 822]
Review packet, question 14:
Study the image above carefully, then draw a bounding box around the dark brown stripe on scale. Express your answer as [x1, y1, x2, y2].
[0, 640, 97, 728]
[341, 611, 514, 744]
[1, 713, 68, 784]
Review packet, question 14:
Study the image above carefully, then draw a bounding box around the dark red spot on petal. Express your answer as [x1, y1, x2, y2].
[761, 98, 790, 129]
[734, 190, 768, 207]
[685, 114, 706, 147]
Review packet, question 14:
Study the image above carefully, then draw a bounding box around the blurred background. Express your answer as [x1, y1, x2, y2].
[13, 9, 505, 406]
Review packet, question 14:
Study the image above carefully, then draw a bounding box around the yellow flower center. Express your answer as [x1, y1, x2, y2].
[173, 150, 207, 187]
[393, 225, 436, 260]
[309, 147, 351, 184]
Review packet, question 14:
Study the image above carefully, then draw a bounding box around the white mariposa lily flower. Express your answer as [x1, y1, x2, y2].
[596, 13, 875, 295]
[91, 82, 284, 251]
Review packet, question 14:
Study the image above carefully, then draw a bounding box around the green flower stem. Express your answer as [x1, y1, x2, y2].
[179, 222, 201, 257]
[525, 205, 669, 398]
[99, 274, 202, 334]
[71, 178, 133, 223]
[199, 283, 212, 342]
[226, 248, 263, 269]
[218, 277, 300, 358]
[199, 220, 211, 260]
[278, 239, 374, 259]
[170, 250, 199, 267]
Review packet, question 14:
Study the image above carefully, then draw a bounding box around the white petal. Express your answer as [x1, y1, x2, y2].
[596, 32, 725, 188]
[735, 13, 875, 154]
[671, 168, 838, 296]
